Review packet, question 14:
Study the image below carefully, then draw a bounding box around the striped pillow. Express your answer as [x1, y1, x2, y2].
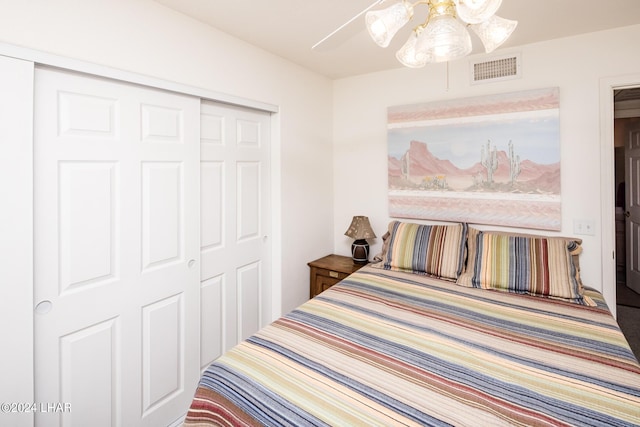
[471, 231, 594, 306]
[372, 221, 467, 280]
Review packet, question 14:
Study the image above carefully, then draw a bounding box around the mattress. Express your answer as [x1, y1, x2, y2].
[183, 266, 640, 426]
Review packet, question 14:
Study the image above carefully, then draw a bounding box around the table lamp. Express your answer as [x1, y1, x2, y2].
[344, 216, 376, 264]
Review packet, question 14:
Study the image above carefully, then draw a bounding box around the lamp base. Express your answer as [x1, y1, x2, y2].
[351, 239, 370, 264]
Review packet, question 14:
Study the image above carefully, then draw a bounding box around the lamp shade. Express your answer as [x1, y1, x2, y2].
[417, 13, 472, 63]
[456, 0, 503, 24]
[365, 1, 413, 47]
[470, 15, 518, 53]
[396, 28, 432, 68]
[344, 216, 376, 240]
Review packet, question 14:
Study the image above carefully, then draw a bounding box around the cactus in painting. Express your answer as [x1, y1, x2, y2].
[508, 140, 521, 185]
[481, 140, 498, 184]
[401, 151, 410, 179]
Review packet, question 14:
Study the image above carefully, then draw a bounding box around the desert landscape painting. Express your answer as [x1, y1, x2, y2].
[387, 87, 561, 230]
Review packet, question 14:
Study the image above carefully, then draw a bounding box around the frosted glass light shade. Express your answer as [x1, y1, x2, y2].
[396, 30, 432, 68]
[418, 14, 472, 63]
[458, 0, 494, 10]
[365, 1, 413, 47]
[457, 0, 503, 24]
[470, 15, 517, 52]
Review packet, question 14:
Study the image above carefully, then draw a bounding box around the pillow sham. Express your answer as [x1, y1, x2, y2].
[468, 230, 594, 306]
[371, 221, 467, 280]
[457, 227, 583, 287]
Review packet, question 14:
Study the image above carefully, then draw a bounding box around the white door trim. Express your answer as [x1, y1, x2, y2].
[0, 41, 278, 114]
[0, 55, 34, 427]
[600, 72, 640, 317]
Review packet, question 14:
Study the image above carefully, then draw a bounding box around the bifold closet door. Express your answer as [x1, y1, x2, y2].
[200, 100, 271, 368]
[33, 67, 200, 427]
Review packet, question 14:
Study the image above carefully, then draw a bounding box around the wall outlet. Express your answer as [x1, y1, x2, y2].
[573, 219, 595, 236]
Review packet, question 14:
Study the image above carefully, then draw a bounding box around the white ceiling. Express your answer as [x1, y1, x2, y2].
[154, 0, 640, 79]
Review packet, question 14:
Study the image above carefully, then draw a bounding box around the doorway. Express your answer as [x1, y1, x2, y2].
[613, 87, 640, 309]
[613, 86, 640, 359]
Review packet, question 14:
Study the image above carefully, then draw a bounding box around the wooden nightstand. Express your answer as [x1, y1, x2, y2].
[308, 254, 367, 298]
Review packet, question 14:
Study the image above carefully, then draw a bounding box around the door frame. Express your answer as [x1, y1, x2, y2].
[600, 73, 640, 318]
[0, 42, 282, 417]
[0, 55, 34, 427]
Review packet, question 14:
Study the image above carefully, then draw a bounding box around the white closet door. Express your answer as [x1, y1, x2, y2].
[33, 67, 200, 427]
[200, 101, 271, 367]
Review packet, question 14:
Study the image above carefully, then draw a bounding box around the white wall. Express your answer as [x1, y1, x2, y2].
[3, 1, 637, 317]
[332, 24, 640, 308]
[0, 0, 335, 314]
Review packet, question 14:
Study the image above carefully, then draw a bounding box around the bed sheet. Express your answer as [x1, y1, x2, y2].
[184, 266, 640, 426]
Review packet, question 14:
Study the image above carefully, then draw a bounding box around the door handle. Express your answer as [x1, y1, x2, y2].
[35, 300, 53, 315]
[625, 211, 631, 218]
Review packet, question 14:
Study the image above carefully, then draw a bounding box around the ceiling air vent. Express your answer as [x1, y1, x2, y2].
[470, 53, 521, 84]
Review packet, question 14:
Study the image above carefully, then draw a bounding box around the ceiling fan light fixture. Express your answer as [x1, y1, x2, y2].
[457, 0, 495, 11]
[470, 15, 518, 53]
[396, 28, 432, 68]
[365, 1, 414, 48]
[455, 0, 489, 10]
[456, 0, 503, 24]
[419, 13, 472, 62]
[365, 0, 516, 68]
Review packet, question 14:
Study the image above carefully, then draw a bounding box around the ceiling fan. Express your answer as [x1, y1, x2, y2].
[311, 0, 386, 50]
[312, 0, 517, 68]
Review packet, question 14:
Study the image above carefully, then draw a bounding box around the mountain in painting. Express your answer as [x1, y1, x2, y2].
[389, 140, 560, 194]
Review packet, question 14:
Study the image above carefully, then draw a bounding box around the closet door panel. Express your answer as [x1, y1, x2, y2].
[200, 101, 271, 362]
[200, 275, 224, 371]
[34, 67, 200, 427]
[58, 161, 118, 291]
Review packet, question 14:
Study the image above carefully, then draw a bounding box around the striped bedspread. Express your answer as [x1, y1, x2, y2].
[184, 267, 640, 426]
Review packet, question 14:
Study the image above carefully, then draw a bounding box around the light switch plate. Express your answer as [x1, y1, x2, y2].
[573, 219, 595, 236]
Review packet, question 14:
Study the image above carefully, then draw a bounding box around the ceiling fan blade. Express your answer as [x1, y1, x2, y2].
[311, 0, 387, 50]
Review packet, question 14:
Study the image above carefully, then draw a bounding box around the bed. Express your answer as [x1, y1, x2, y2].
[183, 222, 640, 426]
